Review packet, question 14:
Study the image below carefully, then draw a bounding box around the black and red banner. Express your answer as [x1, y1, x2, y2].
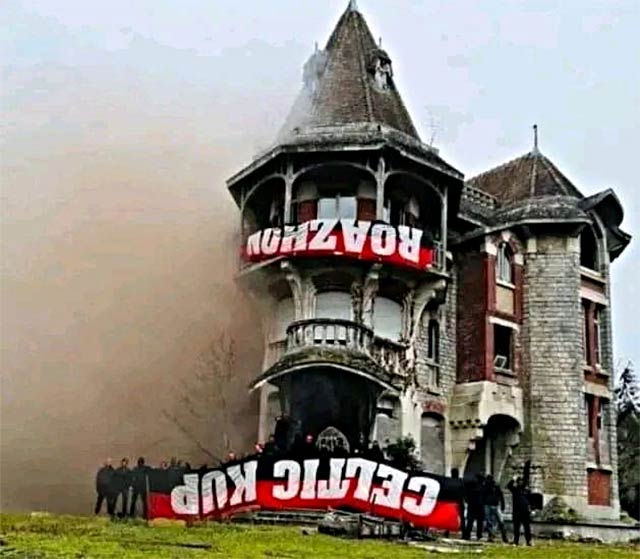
[242, 219, 434, 271]
[148, 455, 463, 531]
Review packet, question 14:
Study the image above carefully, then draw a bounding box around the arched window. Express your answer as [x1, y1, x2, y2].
[580, 227, 600, 271]
[315, 291, 352, 320]
[496, 242, 513, 284]
[373, 297, 402, 342]
[427, 319, 440, 363]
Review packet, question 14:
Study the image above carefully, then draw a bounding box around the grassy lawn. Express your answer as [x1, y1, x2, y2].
[0, 513, 637, 559]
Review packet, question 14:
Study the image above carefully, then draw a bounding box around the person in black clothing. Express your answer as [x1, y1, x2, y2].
[366, 440, 385, 462]
[507, 476, 532, 546]
[483, 474, 507, 543]
[450, 468, 465, 535]
[274, 415, 292, 452]
[300, 434, 316, 459]
[463, 474, 485, 540]
[94, 458, 115, 516]
[113, 458, 131, 518]
[129, 457, 150, 519]
[263, 434, 279, 457]
[333, 438, 349, 458]
[168, 457, 184, 487]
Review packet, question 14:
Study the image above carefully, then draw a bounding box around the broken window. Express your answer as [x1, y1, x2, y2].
[493, 324, 513, 371]
[496, 242, 513, 284]
[580, 227, 600, 271]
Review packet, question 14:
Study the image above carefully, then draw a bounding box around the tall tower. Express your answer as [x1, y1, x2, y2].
[227, 3, 463, 459]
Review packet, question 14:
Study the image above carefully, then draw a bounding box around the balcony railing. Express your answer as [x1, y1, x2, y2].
[283, 319, 408, 378]
[287, 319, 373, 353]
[371, 336, 406, 377]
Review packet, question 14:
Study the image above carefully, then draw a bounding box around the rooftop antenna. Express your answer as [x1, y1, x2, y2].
[348, 0, 358, 11]
[379, 37, 383, 48]
[314, 41, 319, 52]
[532, 124, 540, 154]
[423, 108, 440, 148]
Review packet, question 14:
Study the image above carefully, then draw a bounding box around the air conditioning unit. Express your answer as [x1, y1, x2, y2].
[494, 355, 508, 369]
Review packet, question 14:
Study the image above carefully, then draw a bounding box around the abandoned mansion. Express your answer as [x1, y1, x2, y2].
[226, 3, 631, 519]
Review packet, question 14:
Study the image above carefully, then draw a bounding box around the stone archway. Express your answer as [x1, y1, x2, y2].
[464, 414, 521, 482]
[317, 426, 350, 453]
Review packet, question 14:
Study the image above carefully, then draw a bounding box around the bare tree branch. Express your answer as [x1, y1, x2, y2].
[163, 331, 239, 462]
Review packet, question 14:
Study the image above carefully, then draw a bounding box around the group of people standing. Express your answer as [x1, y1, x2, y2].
[462, 473, 533, 546]
[94, 457, 155, 519]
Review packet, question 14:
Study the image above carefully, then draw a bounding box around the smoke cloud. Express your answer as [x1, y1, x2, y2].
[1, 8, 304, 513]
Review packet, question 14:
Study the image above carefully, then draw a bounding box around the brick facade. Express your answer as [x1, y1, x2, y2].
[456, 249, 489, 382]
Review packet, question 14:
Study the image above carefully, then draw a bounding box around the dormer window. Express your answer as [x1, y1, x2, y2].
[368, 48, 393, 90]
[496, 242, 513, 285]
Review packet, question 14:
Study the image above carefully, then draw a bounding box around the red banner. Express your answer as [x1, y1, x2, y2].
[147, 456, 463, 531]
[242, 219, 434, 270]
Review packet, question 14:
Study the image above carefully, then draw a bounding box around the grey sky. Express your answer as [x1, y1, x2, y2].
[3, 0, 639, 367]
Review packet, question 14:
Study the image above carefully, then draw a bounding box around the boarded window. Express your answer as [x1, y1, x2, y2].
[421, 413, 445, 475]
[587, 470, 611, 506]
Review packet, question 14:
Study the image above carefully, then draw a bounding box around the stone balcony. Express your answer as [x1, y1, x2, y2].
[265, 319, 407, 380]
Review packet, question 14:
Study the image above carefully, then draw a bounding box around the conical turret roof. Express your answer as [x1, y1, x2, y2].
[467, 149, 583, 205]
[280, 3, 419, 139]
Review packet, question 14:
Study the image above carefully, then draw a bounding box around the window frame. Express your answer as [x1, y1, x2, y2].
[427, 318, 440, 364]
[372, 296, 403, 342]
[496, 242, 514, 286]
[493, 323, 514, 372]
[594, 308, 602, 367]
[316, 194, 358, 220]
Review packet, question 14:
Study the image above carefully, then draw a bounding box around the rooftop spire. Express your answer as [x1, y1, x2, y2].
[532, 124, 540, 154]
[279, 2, 419, 140]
